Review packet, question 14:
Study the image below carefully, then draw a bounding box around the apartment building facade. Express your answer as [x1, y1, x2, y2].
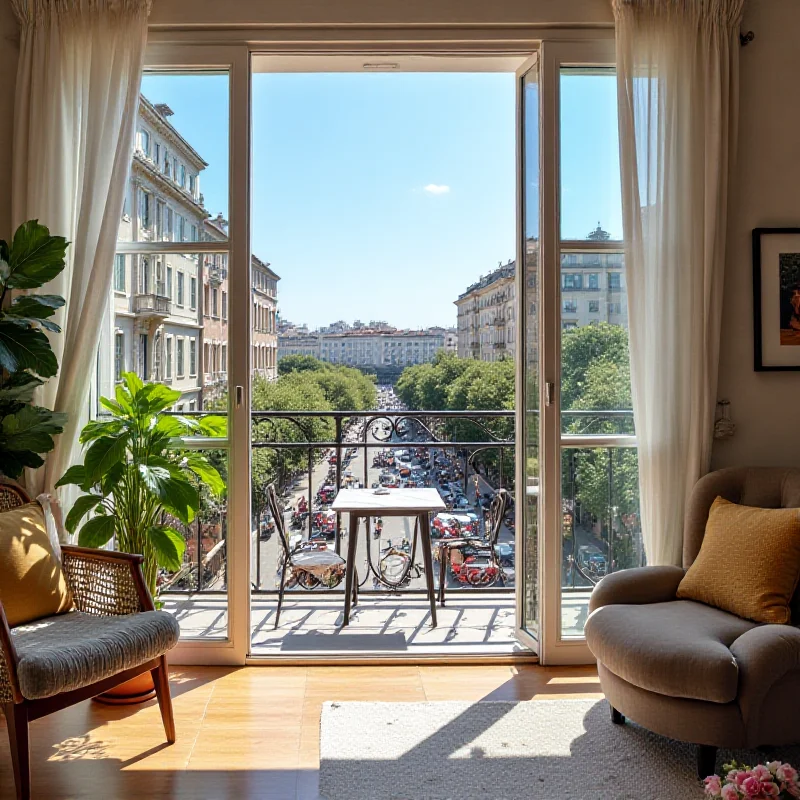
[102, 97, 280, 412]
[455, 262, 516, 363]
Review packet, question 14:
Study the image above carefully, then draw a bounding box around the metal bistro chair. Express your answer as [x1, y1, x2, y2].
[438, 488, 511, 606]
[268, 484, 354, 629]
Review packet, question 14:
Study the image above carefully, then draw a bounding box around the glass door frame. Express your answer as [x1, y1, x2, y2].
[531, 37, 622, 666]
[140, 43, 252, 665]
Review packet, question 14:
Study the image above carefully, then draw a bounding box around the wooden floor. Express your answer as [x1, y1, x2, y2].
[0, 664, 602, 800]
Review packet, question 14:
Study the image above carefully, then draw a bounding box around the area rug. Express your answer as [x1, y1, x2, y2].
[319, 699, 800, 800]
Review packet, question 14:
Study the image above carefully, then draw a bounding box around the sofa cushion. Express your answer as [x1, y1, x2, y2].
[0, 502, 73, 627]
[677, 497, 800, 624]
[585, 599, 757, 703]
[11, 610, 180, 700]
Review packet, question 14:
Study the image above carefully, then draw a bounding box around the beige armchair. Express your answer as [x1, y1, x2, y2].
[586, 467, 800, 779]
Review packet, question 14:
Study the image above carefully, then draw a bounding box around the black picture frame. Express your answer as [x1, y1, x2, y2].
[752, 227, 800, 371]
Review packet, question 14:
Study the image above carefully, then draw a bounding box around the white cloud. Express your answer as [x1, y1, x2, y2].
[424, 184, 450, 195]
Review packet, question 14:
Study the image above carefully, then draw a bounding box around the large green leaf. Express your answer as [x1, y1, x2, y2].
[101, 461, 126, 496]
[98, 395, 126, 417]
[122, 372, 144, 398]
[77, 513, 116, 549]
[7, 295, 64, 320]
[137, 462, 171, 494]
[0, 405, 66, 453]
[78, 418, 124, 444]
[137, 383, 182, 414]
[0, 321, 58, 377]
[0, 373, 42, 407]
[6, 220, 68, 290]
[65, 494, 104, 535]
[184, 453, 226, 497]
[148, 526, 186, 572]
[84, 435, 129, 484]
[0, 449, 43, 480]
[198, 415, 228, 438]
[151, 473, 198, 525]
[155, 415, 186, 438]
[56, 463, 88, 489]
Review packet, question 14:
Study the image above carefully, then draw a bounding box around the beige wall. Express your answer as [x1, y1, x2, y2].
[713, 0, 800, 469]
[149, 0, 613, 28]
[0, 3, 18, 238]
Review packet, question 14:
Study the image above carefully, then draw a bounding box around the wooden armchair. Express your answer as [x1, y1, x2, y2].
[0, 485, 180, 800]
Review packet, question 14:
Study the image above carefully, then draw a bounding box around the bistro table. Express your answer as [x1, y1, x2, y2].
[332, 487, 446, 627]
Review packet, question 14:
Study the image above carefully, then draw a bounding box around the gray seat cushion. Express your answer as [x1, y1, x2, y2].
[585, 600, 757, 703]
[11, 610, 180, 700]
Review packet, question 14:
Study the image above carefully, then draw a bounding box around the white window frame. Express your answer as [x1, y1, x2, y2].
[189, 338, 197, 376]
[176, 270, 185, 306]
[176, 336, 185, 378]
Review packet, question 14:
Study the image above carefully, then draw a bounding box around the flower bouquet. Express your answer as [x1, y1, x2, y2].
[704, 761, 800, 799]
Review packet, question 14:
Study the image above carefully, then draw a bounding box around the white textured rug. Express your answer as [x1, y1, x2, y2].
[319, 699, 800, 800]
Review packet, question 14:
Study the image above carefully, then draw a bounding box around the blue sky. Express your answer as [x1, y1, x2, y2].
[141, 70, 621, 330]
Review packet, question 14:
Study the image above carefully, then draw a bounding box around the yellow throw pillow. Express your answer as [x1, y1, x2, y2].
[0, 502, 73, 627]
[677, 496, 800, 624]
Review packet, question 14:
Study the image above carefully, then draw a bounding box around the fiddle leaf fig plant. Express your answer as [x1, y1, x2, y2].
[0, 220, 69, 479]
[56, 372, 227, 598]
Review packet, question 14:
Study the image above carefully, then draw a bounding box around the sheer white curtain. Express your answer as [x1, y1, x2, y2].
[12, 0, 150, 502]
[613, 0, 744, 565]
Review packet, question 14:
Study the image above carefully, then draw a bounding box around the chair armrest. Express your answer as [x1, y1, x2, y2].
[61, 545, 155, 615]
[731, 624, 800, 728]
[0, 601, 21, 703]
[589, 566, 686, 613]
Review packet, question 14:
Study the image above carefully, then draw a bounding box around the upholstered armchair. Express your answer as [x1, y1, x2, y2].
[586, 467, 800, 780]
[0, 485, 181, 800]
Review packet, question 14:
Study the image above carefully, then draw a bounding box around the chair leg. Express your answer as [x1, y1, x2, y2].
[697, 745, 718, 780]
[438, 546, 448, 607]
[151, 655, 176, 744]
[4, 701, 30, 800]
[610, 706, 625, 725]
[274, 560, 288, 629]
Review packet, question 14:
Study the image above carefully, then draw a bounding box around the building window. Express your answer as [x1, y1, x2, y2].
[113, 254, 125, 293]
[189, 339, 197, 376]
[154, 142, 160, 164]
[178, 215, 186, 242]
[562, 321, 578, 331]
[177, 272, 185, 306]
[139, 256, 151, 294]
[114, 332, 124, 381]
[176, 338, 185, 377]
[190, 277, 197, 310]
[563, 300, 578, 314]
[608, 272, 622, 290]
[221, 344, 227, 370]
[562, 273, 582, 290]
[204, 284, 210, 316]
[222, 291, 227, 320]
[139, 129, 150, 156]
[588, 300, 600, 313]
[139, 190, 151, 229]
[165, 337, 173, 379]
[163, 150, 170, 176]
[189, 174, 196, 195]
[190, 224, 197, 242]
[189, 401, 196, 411]
[179, 164, 186, 187]
[138, 333, 148, 378]
[173, 157, 178, 181]
[588, 273, 600, 290]
[166, 266, 173, 299]
[212, 288, 219, 317]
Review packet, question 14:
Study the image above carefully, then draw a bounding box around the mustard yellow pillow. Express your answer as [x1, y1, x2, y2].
[677, 496, 800, 624]
[0, 502, 73, 627]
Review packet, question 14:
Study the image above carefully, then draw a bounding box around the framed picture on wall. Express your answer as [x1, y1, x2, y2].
[753, 227, 800, 371]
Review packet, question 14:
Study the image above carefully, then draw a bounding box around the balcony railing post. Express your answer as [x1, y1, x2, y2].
[335, 415, 342, 555]
[196, 515, 203, 591]
[608, 447, 615, 573]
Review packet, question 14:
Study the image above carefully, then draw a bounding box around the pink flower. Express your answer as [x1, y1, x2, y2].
[778, 764, 799, 784]
[741, 776, 764, 797]
[732, 771, 750, 787]
[705, 775, 722, 796]
[761, 781, 780, 797]
[751, 765, 773, 783]
[721, 784, 741, 800]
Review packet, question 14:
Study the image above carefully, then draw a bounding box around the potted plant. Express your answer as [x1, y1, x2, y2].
[57, 371, 226, 701]
[0, 220, 69, 480]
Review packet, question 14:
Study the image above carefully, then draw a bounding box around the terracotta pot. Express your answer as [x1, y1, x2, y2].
[93, 671, 156, 705]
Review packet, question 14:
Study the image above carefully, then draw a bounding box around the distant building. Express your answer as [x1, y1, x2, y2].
[251, 255, 280, 380]
[455, 239, 625, 363]
[455, 261, 516, 363]
[278, 322, 451, 377]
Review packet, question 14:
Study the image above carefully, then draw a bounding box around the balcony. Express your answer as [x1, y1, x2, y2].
[133, 292, 171, 318]
[153, 408, 638, 655]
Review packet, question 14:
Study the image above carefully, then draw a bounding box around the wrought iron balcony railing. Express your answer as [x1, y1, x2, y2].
[134, 292, 171, 316]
